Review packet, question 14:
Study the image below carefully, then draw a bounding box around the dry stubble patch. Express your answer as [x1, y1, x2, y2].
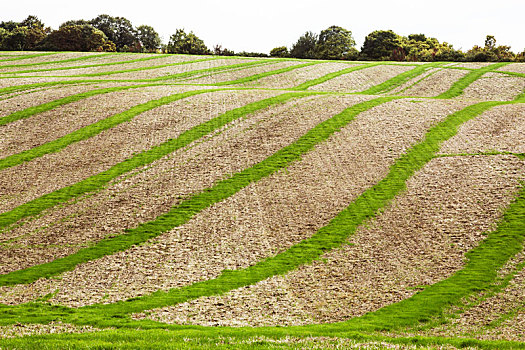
[0, 89, 285, 272]
[181, 61, 305, 84]
[307, 64, 414, 93]
[241, 62, 358, 89]
[0, 52, 99, 66]
[0, 85, 222, 213]
[0, 98, 472, 307]
[0, 77, 86, 89]
[458, 72, 525, 101]
[19, 55, 207, 77]
[0, 84, 199, 158]
[145, 155, 525, 327]
[82, 58, 255, 80]
[439, 103, 525, 154]
[496, 63, 525, 74]
[401, 69, 469, 97]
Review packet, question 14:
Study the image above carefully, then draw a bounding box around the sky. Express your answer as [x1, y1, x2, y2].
[2, 0, 525, 53]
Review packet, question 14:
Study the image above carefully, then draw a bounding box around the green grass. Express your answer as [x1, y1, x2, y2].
[293, 62, 379, 90]
[0, 95, 386, 287]
[436, 62, 511, 99]
[359, 62, 445, 94]
[0, 81, 95, 96]
[0, 91, 312, 233]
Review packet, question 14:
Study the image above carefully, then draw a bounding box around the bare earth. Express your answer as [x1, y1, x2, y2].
[0, 98, 471, 307]
[401, 69, 468, 97]
[142, 155, 525, 327]
[459, 72, 525, 101]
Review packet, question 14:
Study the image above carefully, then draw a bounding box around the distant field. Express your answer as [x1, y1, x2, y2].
[0, 51, 524, 349]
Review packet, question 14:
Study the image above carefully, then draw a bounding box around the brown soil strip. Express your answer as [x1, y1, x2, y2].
[307, 64, 414, 93]
[241, 62, 358, 89]
[0, 85, 202, 158]
[0, 77, 87, 89]
[180, 61, 304, 85]
[496, 63, 525, 74]
[0, 322, 104, 338]
[401, 69, 469, 97]
[0, 98, 471, 307]
[459, 72, 525, 101]
[439, 103, 525, 154]
[20, 55, 208, 77]
[0, 89, 285, 271]
[142, 155, 525, 327]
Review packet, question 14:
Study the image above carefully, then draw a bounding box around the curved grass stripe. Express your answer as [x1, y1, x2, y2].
[293, 62, 380, 90]
[0, 84, 161, 126]
[65, 57, 222, 77]
[0, 53, 116, 69]
[360, 62, 444, 94]
[493, 70, 525, 78]
[0, 52, 58, 63]
[0, 91, 310, 235]
[0, 54, 169, 74]
[0, 95, 386, 287]
[212, 62, 319, 86]
[72, 99, 509, 321]
[436, 62, 511, 99]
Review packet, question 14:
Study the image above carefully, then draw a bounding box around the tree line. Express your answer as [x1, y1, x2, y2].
[1, 16, 523, 62]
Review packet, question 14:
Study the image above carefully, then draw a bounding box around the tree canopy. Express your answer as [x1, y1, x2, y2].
[166, 29, 210, 55]
[290, 31, 317, 59]
[315, 25, 357, 60]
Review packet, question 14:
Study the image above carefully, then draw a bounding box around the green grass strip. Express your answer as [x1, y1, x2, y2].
[212, 62, 319, 86]
[436, 62, 510, 99]
[0, 91, 310, 235]
[0, 53, 116, 69]
[293, 62, 380, 90]
[77, 99, 506, 321]
[0, 54, 169, 74]
[0, 52, 58, 63]
[0, 84, 162, 126]
[0, 94, 381, 287]
[492, 69, 525, 78]
[359, 62, 444, 95]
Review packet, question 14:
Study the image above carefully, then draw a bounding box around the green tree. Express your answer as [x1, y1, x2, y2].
[270, 46, 289, 57]
[39, 24, 115, 52]
[466, 35, 515, 62]
[290, 31, 317, 59]
[90, 14, 138, 51]
[136, 25, 161, 52]
[315, 25, 357, 60]
[361, 30, 404, 60]
[166, 29, 210, 55]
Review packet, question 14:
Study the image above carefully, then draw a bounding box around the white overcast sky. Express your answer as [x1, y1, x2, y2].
[2, 0, 524, 53]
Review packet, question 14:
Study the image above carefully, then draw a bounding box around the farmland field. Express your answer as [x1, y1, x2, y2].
[0, 51, 524, 349]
